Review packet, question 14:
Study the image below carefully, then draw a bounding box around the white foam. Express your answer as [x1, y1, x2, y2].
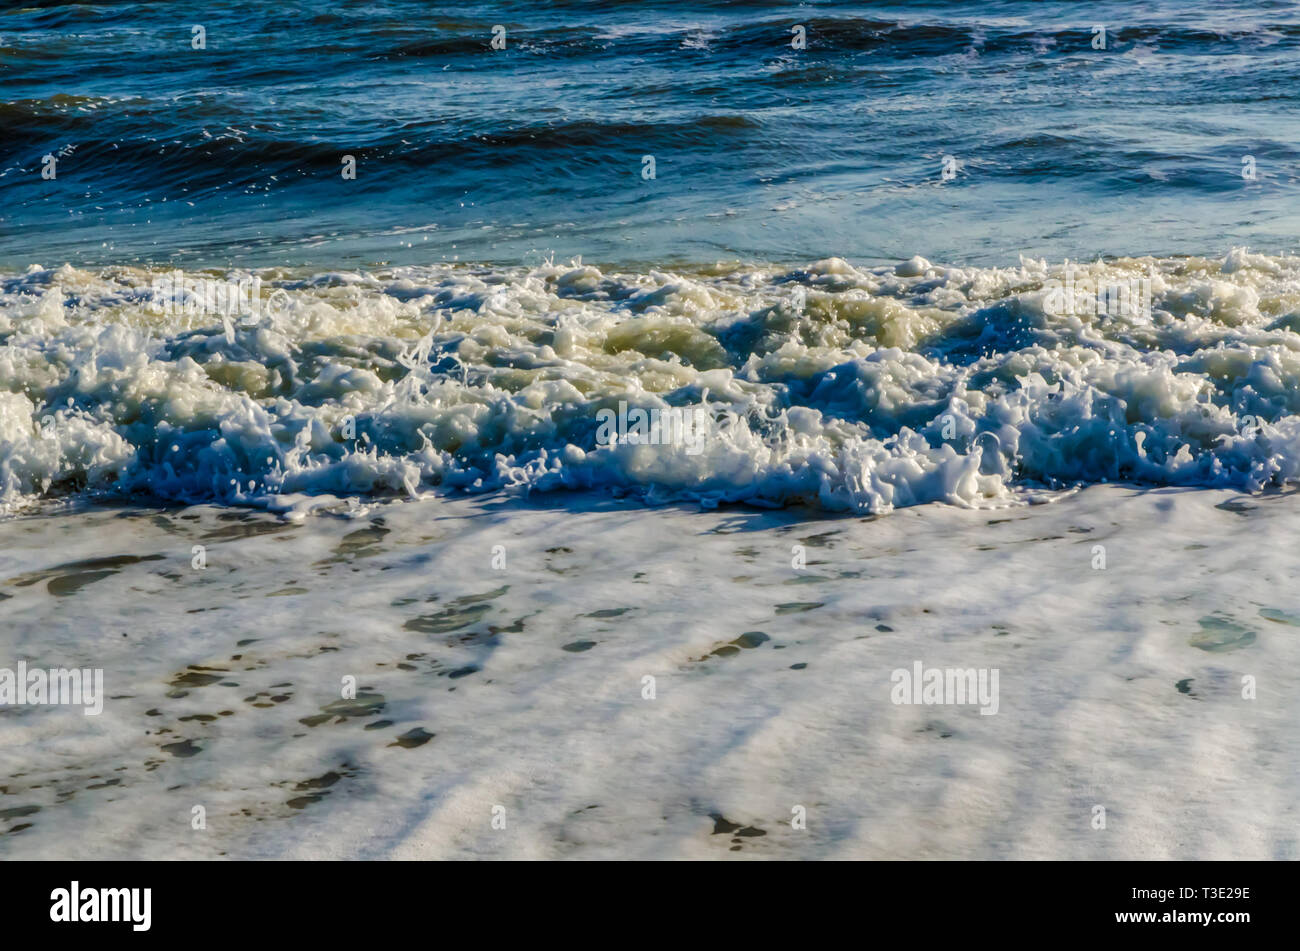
[4, 251, 1300, 516]
[1, 484, 1293, 858]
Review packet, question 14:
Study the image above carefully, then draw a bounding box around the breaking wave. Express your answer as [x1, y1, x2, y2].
[4, 249, 1300, 515]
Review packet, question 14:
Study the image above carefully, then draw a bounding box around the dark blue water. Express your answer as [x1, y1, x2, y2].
[5, 0, 1300, 270]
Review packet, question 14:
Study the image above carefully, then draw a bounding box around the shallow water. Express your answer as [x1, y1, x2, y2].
[1, 484, 1296, 858]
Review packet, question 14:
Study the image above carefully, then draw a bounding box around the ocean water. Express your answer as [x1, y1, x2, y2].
[5, 3, 1300, 515]
[6, 0, 1300, 271]
[4, 2, 1300, 859]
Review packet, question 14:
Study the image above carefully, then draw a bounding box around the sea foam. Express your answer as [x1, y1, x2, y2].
[4, 252, 1300, 515]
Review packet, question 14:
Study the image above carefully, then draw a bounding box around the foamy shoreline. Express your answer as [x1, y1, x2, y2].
[1, 484, 1293, 859]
